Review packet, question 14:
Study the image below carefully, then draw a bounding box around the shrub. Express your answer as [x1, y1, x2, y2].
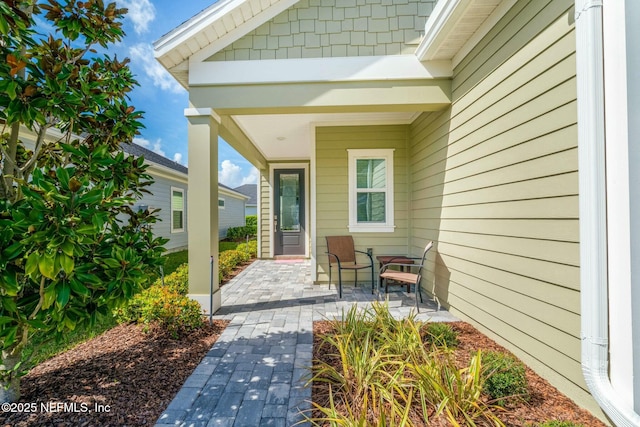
[245, 215, 257, 227]
[237, 240, 258, 259]
[245, 215, 258, 236]
[482, 351, 529, 406]
[422, 322, 459, 348]
[114, 265, 202, 337]
[161, 263, 189, 295]
[219, 250, 242, 281]
[219, 241, 257, 281]
[226, 224, 256, 241]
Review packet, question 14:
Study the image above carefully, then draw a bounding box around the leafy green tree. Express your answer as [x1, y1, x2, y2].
[0, 0, 167, 401]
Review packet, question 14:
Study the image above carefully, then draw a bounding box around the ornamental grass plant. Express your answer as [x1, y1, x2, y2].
[307, 302, 506, 426]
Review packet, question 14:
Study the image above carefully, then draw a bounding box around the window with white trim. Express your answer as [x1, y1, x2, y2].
[348, 149, 395, 232]
[218, 198, 225, 208]
[171, 187, 185, 233]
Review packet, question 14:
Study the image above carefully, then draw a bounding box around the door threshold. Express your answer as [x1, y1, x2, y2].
[274, 255, 307, 261]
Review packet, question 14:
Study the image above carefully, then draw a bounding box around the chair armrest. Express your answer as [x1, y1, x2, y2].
[355, 249, 374, 266]
[326, 252, 342, 267]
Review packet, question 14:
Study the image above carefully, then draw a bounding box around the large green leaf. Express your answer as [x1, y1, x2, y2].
[0, 270, 19, 296]
[55, 167, 70, 190]
[1, 242, 23, 260]
[38, 254, 57, 279]
[75, 224, 98, 235]
[25, 252, 40, 277]
[57, 283, 71, 308]
[59, 253, 74, 274]
[60, 240, 75, 257]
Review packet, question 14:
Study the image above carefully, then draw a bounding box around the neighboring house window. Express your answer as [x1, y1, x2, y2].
[218, 198, 225, 208]
[347, 149, 395, 232]
[171, 187, 185, 233]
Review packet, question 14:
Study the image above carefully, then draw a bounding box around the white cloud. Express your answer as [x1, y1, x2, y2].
[133, 137, 151, 148]
[152, 141, 166, 157]
[133, 136, 167, 157]
[219, 160, 258, 188]
[173, 152, 183, 165]
[129, 43, 183, 94]
[120, 0, 156, 35]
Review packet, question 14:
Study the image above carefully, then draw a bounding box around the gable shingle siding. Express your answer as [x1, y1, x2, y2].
[207, 0, 436, 61]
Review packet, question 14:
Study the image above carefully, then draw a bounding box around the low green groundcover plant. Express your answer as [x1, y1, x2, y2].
[482, 350, 530, 406]
[422, 321, 459, 348]
[308, 302, 505, 426]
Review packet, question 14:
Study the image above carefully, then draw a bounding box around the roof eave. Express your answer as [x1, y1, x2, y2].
[416, 0, 514, 66]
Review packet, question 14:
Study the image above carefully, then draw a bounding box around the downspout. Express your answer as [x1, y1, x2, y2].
[574, 1, 640, 425]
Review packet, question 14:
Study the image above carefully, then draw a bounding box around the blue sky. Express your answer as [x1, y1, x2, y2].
[62, 0, 258, 188]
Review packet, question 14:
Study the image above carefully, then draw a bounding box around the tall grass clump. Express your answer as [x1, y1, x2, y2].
[307, 302, 505, 426]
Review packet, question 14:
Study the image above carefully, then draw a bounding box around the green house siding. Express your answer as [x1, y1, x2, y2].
[316, 125, 409, 282]
[409, 0, 598, 415]
[208, 0, 436, 61]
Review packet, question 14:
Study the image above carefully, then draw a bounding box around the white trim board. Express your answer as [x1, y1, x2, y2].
[190, 55, 452, 86]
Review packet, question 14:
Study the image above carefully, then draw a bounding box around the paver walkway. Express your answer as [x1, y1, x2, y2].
[156, 259, 457, 427]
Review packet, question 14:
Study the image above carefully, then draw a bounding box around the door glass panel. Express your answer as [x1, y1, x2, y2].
[280, 174, 300, 232]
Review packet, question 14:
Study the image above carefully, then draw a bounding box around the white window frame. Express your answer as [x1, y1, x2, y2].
[170, 187, 185, 233]
[347, 149, 395, 233]
[218, 197, 225, 209]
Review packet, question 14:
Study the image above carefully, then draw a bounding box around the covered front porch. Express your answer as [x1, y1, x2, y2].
[156, 258, 456, 426]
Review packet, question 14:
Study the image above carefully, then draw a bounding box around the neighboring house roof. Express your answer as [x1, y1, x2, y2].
[121, 142, 248, 200]
[121, 142, 188, 175]
[219, 182, 250, 200]
[233, 184, 257, 205]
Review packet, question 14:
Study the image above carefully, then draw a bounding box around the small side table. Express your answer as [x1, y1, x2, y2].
[376, 255, 414, 293]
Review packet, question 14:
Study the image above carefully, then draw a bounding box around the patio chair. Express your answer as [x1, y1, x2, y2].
[325, 235, 374, 298]
[379, 241, 433, 312]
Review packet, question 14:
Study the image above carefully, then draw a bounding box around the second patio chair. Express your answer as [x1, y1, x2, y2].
[325, 235, 374, 298]
[379, 241, 433, 312]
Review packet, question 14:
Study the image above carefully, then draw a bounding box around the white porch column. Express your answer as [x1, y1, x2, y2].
[185, 108, 220, 314]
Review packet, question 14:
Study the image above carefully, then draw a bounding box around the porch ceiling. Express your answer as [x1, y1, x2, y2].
[231, 111, 419, 160]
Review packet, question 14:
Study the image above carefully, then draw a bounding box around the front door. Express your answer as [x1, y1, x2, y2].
[274, 169, 305, 256]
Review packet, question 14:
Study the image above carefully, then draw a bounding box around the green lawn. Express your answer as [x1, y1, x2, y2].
[162, 241, 240, 276]
[162, 250, 188, 275]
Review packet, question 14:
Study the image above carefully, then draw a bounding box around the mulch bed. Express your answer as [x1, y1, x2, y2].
[0, 259, 252, 427]
[0, 320, 228, 427]
[313, 321, 607, 427]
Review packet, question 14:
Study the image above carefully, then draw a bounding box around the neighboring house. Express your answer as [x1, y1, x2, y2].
[121, 143, 249, 245]
[218, 183, 250, 238]
[121, 143, 189, 252]
[154, 0, 640, 424]
[234, 184, 257, 216]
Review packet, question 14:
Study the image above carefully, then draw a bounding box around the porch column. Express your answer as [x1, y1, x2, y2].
[185, 108, 220, 314]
